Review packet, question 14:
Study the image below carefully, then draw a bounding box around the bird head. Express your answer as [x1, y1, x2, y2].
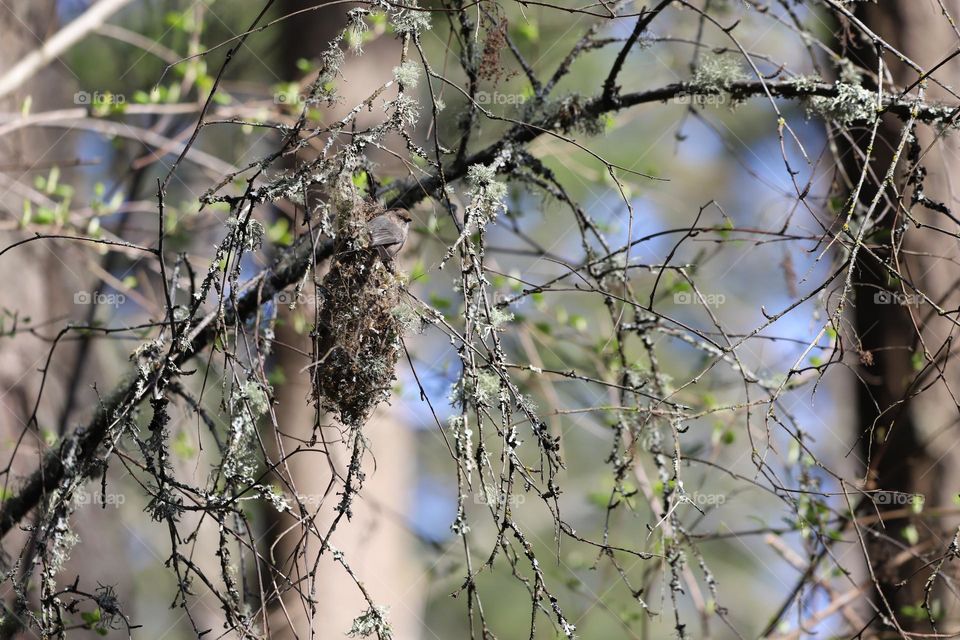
[390, 208, 413, 224]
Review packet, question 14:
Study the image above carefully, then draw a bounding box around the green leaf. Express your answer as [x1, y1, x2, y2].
[352, 171, 369, 190]
[45, 166, 60, 194]
[718, 218, 734, 240]
[267, 367, 287, 386]
[828, 195, 847, 214]
[787, 439, 800, 464]
[41, 429, 57, 447]
[369, 11, 387, 29]
[34, 207, 56, 225]
[267, 218, 293, 245]
[902, 524, 919, 546]
[586, 491, 610, 509]
[81, 609, 102, 626]
[409, 260, 428, 283]
[20, 199, 32, 227]
[669, 280, 693, 294]
[911, 351, 925, 372]
[429, 293, 450, 310]
[911, 494, 925, 514]
[512, 20, 539, 43]
[172, 430, 197, 459]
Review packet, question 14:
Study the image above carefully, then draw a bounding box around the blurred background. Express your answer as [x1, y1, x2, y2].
[1, 0, 940, 638]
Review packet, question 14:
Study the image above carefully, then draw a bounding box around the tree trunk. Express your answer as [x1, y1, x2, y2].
[845, 1, 960, 632]
[266, 316, 424, 639]
[0, 1, 89, 631]
[264, 5, 425, 635]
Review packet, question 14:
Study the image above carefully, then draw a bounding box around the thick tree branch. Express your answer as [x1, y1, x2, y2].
[387, 78, 956, 208]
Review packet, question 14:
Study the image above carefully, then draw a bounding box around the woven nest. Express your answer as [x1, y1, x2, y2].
[311, 204, 404, 426]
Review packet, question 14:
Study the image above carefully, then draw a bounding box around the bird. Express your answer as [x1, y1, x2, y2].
[366, 208, 412, 263]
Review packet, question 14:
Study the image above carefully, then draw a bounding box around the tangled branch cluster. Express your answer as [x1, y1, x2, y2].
[4, 0, 960, 638]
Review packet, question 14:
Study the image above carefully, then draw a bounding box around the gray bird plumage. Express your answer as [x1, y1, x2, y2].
[367, 208, 412, 261]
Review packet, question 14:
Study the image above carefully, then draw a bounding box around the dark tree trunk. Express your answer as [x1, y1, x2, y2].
[842, 1, 960, 632]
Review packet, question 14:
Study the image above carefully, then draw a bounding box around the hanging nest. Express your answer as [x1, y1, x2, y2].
[310, 203, 404, 426]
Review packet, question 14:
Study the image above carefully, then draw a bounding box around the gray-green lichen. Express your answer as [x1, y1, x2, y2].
[481, 306, 514, 337]
[466, 163, 508, 223]
[449, 369, 501, 409]
[225, 216, 264, 251]
[221, 380, 270, 483]
[447, 414, 475, 475]
[346, 8, 371, 52]
[390, 301, 424, 334]
[391, 94, 420, 128]
[806, 81, 877, 126]
[692, 54, 748, 93]
[393, 61, 420, 89]
[388, 0, 431, 35]
[791, 74, 823, 93]
[347, 606, 393, 639]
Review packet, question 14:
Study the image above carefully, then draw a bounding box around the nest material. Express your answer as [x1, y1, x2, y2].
[311, 204, 404, 426]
